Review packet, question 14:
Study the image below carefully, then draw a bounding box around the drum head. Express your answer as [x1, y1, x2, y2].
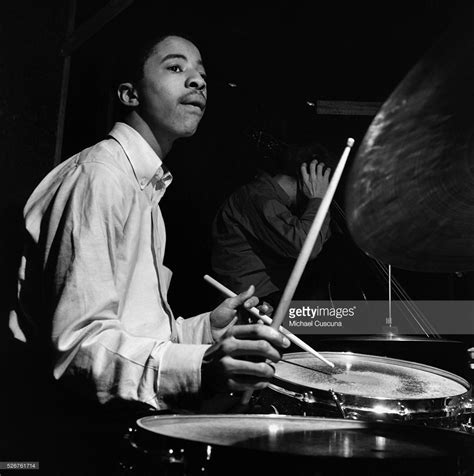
[133, 414, 474, 476]
[275, 352, 469, 400]
[138, 414, 473, 458]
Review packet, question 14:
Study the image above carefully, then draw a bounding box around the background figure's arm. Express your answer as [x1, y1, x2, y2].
[257, 195, 330, 259]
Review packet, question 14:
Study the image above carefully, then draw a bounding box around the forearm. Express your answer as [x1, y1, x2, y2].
[261, 198, 330, 258]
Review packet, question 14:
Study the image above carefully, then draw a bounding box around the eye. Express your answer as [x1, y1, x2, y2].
[167, 64, 183, 73]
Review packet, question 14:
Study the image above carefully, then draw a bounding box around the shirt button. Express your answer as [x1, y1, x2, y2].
[140, 179, 147, 187]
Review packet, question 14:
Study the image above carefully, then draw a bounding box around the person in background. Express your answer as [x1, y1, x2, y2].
[211, 131, 332, 310]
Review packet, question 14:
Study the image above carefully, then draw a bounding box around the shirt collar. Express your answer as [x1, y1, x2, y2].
[108, 122, 173, 191]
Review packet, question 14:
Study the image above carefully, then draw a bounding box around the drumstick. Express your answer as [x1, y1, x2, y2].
[203, 274, 334, 367]
[270, 137, 355, 331]
[241, 137, 355, 405]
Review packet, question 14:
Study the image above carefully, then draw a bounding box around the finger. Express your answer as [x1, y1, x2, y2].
[323, 167, 331, 180]
[227, 285, 255, 309]
[300, 162, 309, 183]
[221, 338, 282, 362]
[243, 295, 259, 311]
[257, 302, 271, 315]
[317, 161, 325, 178]
[225, 357, 276, 379]
[309, 159, 317, 180]
[229, 324, 291, 350]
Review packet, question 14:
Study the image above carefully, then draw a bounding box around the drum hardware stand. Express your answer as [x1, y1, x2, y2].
[460, 398, 473, 433]
[382, 264, 399, 337]
[380, 265, 439, 338]
[397, 402, 409, 419]
[460, 420, 473, 433]
[329, 389, 347, 418]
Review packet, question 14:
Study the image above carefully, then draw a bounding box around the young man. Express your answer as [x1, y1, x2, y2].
[9, 33, 289, 416]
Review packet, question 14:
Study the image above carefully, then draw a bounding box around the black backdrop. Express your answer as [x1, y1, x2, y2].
[2, 1, 474, 471]
[3, 0, 473, 322]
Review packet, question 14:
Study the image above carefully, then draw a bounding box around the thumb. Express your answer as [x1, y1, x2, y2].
[228, 284, 255, 308]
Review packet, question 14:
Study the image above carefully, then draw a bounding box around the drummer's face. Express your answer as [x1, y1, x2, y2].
[135, 35, 207, 141]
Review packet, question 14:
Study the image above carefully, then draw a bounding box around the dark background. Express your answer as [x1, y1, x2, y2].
[2, 0, 474, 471]
[1, 4, 473, 333]
[1, 0, 473, 349]
[2, 1, 473, 319]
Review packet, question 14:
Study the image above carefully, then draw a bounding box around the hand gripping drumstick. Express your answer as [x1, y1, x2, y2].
[241, 137, 355, 405]
[203, 274, 334, 367]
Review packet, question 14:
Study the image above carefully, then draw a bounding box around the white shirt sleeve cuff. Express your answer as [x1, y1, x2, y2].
[175, 312, 213, 344]
[156, 342, 210, 406]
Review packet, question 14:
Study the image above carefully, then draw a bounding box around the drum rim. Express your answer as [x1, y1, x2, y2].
[136, 413, 473, 437]
[271, 351, 471, 418]
[277, 351, 471, 392]
[137, 413, 369, 430]
[134, 413, 474, 458]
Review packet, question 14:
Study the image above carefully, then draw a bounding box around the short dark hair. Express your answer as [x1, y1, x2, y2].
[250, 130, 331, 178]
[113, 30, 199, 88]
[283, 141, 331, 177]
[110, 31, 200, 118]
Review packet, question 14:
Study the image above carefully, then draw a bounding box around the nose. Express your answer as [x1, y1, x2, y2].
[186, 71, 206, 91]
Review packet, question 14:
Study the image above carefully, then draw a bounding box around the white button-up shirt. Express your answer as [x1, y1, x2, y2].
[11, 122, 213, 410]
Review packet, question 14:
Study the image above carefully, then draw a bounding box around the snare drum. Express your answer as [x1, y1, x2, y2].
[119, 414, 474, 476]
[255, 352, 472, 428]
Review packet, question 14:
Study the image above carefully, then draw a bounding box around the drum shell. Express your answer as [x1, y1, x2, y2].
[118, 414, 474, 476]
[255, 352, 472, 428]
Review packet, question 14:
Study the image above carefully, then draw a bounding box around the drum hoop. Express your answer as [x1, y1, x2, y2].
[134, 413, 474, 453]
[267, 382, 470, 419]
[127, 414, 474, 473]
[272, 351, 471, 417]
[137, 413, 363, 430]
[279, 351, 470, 387]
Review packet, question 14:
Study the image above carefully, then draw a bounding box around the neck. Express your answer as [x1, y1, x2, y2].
[274, 174, 298, 206]
[122, 110, 174, 158]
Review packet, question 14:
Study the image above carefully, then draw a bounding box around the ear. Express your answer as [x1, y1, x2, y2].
[117, 82, 139, 107]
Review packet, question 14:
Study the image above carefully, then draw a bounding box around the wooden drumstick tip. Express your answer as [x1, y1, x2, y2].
[347, 138, 355, 147]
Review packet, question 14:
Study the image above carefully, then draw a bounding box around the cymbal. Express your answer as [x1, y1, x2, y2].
[344, 4, 474, 272]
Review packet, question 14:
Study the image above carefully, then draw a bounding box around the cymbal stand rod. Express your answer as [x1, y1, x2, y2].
[383, 264, 398, 335]
[389, 264, 392, 326]
[329, 389, 347, 418]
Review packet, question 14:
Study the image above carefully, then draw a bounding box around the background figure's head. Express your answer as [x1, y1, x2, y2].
[251, 131, 331, 207]
[285, 141, 332, 178]
[281, 141, 331, 208]
[113, 32, 207, 155]
[249, 129, 331, 176]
